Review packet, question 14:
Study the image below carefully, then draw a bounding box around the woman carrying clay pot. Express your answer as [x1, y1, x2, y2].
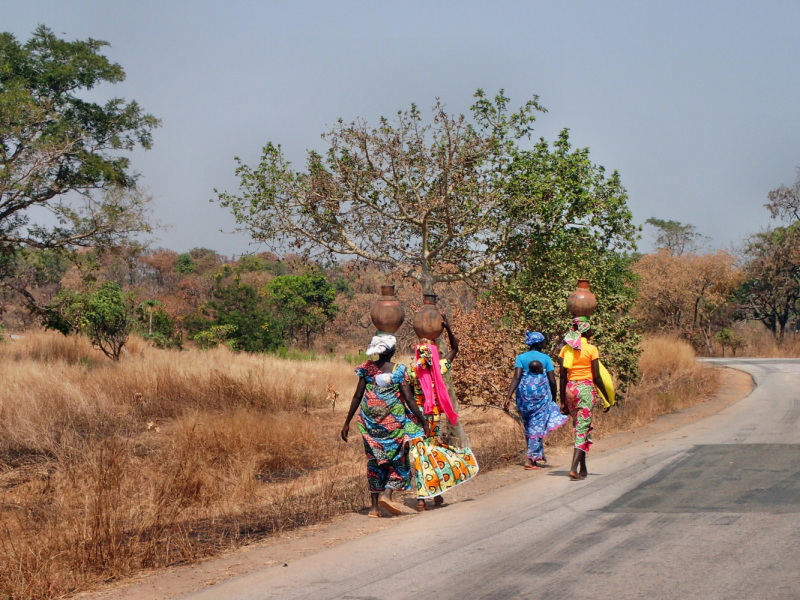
[558, 317, 608, 481]
[341, 334, 430, 517]
[408, 314, 479, 511]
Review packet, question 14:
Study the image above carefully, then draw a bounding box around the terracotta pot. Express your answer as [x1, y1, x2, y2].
[370, 285, 405, 333]
[412, 294, 444, 341]
[567, 279, 597, 317]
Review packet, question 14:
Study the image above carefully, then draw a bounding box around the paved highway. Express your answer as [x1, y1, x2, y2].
[182, 359, 800, 600]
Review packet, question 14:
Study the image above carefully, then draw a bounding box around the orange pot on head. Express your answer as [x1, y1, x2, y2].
[370, 285, 405, 334]
[567, 279, 597, 317]
[412, 294, 444, 341]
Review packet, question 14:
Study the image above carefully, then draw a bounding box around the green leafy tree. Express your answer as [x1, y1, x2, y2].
[0, 26, 158, 318]
[497, 129, 641, 389]
[194, 324, 238, 350]
[738, 223, 800, 339]
[136, 299, 181, 349]
[45, 281, 136, 360]
[235, 254, 267, 273]
[0, 26, 158, 253]
[645, 218, 707, 255]
[175, 253, 195, 274]
[263, 273, 338, 348]
[202, 278, 282, 352]
[715, 328, 744, 357]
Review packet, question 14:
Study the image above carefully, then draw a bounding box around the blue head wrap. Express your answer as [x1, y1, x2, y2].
[524, 331, 545, 346]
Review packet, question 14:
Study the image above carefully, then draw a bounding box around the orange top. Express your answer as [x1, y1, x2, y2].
[559, 339, 599, 381]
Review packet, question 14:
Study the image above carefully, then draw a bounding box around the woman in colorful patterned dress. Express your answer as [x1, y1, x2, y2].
[504, 331, 568, 470]
[558, 317, 608, 481]
[409, 314, 479, 511]
[341, 334, 430, 517]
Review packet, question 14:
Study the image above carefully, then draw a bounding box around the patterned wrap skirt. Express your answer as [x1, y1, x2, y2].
[565, 379, 597, 452]
[410, 412, 479, 499]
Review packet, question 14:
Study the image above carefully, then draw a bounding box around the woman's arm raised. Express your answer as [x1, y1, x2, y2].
[441, 313, 459, 363]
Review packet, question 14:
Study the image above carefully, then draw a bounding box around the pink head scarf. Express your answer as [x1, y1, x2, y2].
[414, 343, 458, 426]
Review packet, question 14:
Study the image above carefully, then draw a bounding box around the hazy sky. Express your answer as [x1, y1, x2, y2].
[6, 1, 800, 256]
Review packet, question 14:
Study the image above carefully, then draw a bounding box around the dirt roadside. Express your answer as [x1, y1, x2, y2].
[78, 367, 754, 600]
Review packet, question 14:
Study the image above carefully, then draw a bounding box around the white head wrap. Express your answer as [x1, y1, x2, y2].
[366, 334, 397, 360]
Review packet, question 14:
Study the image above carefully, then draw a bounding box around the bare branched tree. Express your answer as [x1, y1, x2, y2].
[766, 167, 800, 224]
[216, 91, 545, 294]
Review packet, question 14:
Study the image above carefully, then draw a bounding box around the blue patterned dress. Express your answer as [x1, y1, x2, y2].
[356, 361, 424, 492]
[515, 372, 568, 461]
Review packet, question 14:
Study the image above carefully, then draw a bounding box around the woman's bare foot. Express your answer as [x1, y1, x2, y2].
[368, 508, 382, 518]
[433, 495, 444, 507]
[579, 467, 588, 479]
[568, 471, 583, 481]
[416, 500, 428, 512]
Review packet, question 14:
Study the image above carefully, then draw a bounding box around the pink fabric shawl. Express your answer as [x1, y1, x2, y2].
[415, 343, 458, 426]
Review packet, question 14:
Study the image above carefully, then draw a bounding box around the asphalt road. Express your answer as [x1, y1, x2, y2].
[182, 359, 800, 600]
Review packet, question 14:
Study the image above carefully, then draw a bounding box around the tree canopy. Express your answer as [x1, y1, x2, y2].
[644, 218, 706, 255]
[216, 90, 549, 294]
[0, 25, 159, 254]
[263, 272, 338, 348]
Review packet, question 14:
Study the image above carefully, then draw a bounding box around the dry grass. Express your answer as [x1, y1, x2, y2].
[0, 331, 722, 599]
[0, 331, 360, 599]
[727, 324, 800, 358]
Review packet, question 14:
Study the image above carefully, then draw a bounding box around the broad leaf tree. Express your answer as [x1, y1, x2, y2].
[0, 26, 158, 305]
[499, 130, 641, 387]
[738, 172, 800, 339]
[644, 217, 707, 256]
[739, 224, 800, 339]
[45, 281, 136, 360]
[263, 272, 338, 348]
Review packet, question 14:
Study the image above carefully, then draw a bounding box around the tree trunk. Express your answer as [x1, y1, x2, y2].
[702, 325, 713, 357]
[435, 334, 469, 447]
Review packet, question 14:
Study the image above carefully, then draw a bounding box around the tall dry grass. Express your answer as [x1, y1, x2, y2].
[0, 331, 360, 600]
[727, 324, 800, 358]
[0, 331, 722, 599]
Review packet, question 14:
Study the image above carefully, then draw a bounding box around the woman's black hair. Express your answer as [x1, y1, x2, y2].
[378, 347, 396, 360]
[528, 341, 543, 351]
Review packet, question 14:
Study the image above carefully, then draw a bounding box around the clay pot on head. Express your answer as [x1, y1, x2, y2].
[567, 279, 597, 317]
[412, 294, 444, 341]
[370, 285, 405, 334]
